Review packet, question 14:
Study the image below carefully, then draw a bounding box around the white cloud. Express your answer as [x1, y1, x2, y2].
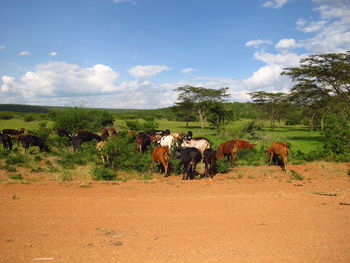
[245, 39, 272, 48]
[295, 0, 350, 53]
[275, 38, 302, 50]
[50, 51, 58, 56]
[0, 45, 5, 50]
[261, 0, 290, 9]
[181, 68, 195, 74]
[128, 65, 170, 78]
[20, 51, 30, 56]
[112, 0, 138, 6]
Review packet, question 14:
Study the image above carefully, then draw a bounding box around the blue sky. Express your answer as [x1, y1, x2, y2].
[1, 0, 350, 108]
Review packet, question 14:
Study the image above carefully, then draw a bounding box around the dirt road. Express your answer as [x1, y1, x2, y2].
[1, 163, 350, 263]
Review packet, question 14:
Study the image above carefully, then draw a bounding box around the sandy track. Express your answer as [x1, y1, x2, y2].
[1, 163, 350, 263]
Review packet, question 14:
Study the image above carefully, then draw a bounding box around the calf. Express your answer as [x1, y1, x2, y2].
[20, 135, 50, 153]
[0, 132, 13, 150]
[181, 137, 210, 156]
[151, 147, 170, 177]
[266, 142, 290, 171]
[203, 148, 217, 178]
[174, 147, 202, 180]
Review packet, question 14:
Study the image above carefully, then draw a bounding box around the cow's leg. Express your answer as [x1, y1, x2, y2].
[182, 165, 187, 180]
[282, 155, 288, 171]
[268, 152, 273, 166]
[164, 162, 169, 177]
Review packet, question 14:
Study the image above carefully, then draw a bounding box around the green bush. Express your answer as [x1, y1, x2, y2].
[323, 113, 350, 157]
[91, 167, 116, 181]
[6, 153, 27, 166]
[10, 173, 23, 180]
[57, 151, 87, 169]
[24, 114, 36, 122]
[216, 159, 231, 173]
[0, 113, 14, 120]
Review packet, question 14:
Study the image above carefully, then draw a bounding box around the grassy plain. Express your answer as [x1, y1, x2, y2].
[1, 117, 324, 154]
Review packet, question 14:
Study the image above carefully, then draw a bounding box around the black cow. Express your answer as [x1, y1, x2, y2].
[20, 135, 50, 153]
[57, 128, 72, 146]
[174, 147, 202, 180]
[203, 148, 217, 178]
[71, 131, 101, 150]
[0, 132, 13, 150]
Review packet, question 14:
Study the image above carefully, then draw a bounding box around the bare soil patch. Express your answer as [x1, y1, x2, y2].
[1, 162, 350, 263]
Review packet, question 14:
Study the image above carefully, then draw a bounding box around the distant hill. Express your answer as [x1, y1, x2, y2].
[0, 104, 51, 113]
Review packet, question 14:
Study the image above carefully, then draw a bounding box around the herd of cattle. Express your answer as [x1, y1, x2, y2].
[0, 127, 290, 180]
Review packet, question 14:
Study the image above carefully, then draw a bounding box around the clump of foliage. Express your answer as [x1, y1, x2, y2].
[323, 112, 350, 161]
[51, 107, 114, 133]
[290, 170, 304, 181]
[125, 117, 159, 132]
[5, 153, 28, 166]
[91, 167, 116, 181]
[10, 173, 23, 180]
[0, 112, 14, 120]
[57, 151, 87, 169]
[216, 159, 231, 173]
[24, 114, 36, 122]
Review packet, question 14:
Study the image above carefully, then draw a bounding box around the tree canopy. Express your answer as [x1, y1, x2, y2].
[282, 51, 350, 101]
[174, 86, 230, 128]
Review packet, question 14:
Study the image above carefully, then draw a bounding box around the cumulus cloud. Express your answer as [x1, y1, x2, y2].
[181, 68, 195, 74]
[128, 65, 170, 78]
[275, 38, 302, 50]
[0, 45, 5, 50]
[50, 51, 58, 56]
[245, 39, 272, 48]
[20, 51, 30, 56]
[261, 0, 291, 9]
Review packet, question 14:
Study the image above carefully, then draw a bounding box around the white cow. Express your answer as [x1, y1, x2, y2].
[159, 135, 174, 151]
[181, 138, 210, 156]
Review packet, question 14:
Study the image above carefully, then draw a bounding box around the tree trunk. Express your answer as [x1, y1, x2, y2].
[198, 109, 205, 129]
[309, 113, 315, 131]
[320, 113, 325, 131]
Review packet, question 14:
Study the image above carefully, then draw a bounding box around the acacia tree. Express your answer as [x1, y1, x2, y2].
[174, 86, 230, 129]
[249, 91, 288, 131]
[282, 51, 350, 101]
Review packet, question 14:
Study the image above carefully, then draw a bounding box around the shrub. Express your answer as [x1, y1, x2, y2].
[6, 153, 27, 166]
[91, 167, 116, 181]
[216, 159, 231, 173]
[57, 151, 87, 169]
[0, 113, 14, 120]
[10, 173, 23, 180]
[24, 114, 36, 122]
[323, 113, 350, 157]
[290, 170, 304, 180]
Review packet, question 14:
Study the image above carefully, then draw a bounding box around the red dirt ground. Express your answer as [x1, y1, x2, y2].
[1, 162, 350, 263]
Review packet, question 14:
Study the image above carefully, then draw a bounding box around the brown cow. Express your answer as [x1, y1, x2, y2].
[266, 142, 290, 171]
[151, 147, 170, 177]
[216, 139, 255, 163]
[135, 133, 151, 153]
